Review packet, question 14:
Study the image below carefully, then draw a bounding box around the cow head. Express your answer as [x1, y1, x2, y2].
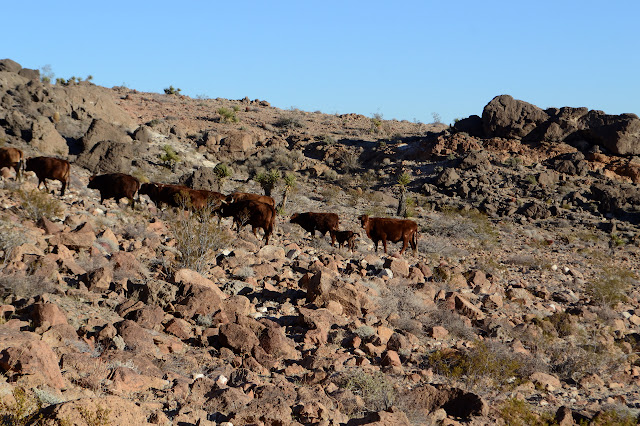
[358, 215, 369, 227]
[289, 213, 300, 223]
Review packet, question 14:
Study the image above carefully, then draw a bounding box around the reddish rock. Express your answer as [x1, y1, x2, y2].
[81, 266, 113, 292]
[384, 257, 409, 277]
[0, 329, 65, 389]
[219, 323, 259, 354]
[164, 318, 193, 340]
[114, 320, 158, 356]
[31, 302, 68, 329]
[259, 320, 299, 359]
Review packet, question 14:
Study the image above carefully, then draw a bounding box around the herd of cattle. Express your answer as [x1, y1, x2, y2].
[0, 147, 419, 256]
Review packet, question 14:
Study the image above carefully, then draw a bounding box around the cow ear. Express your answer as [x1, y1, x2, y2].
[89, 175, 95, 182]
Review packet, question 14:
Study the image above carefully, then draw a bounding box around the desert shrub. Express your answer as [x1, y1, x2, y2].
[322, 168, 339, 181]
[166, 200, 229, 273]
[587, 266, 636, 307]
[217, 107, 239, 123]
[78, 405, 111, 426]
[254, 169, 281, 196]
[337, 369, 396, 416]
[0, 222, 29, 267]
[427, 207, 497, 246]
[589, 407, 638, 426]
[15, 189, 63, 221]
[427, 340, 537, 388]
[274, 115, 303, 129]
[159, 144, 180, 167]
[0, 275, 56, 301]
[0, 387, 43, 425]
[321, 135, 336, 145]
[164, 85, 181, 95]
[498, 398, 555, 426]
[337, 150, 361, 173]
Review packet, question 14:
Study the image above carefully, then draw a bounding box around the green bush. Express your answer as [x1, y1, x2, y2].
[159, 144, 180, 167]
[164, 85, 181, 95]
[254, 169, 281, 196]
[217, 107, 239, 123]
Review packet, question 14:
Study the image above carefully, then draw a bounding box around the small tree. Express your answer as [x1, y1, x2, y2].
[277, 173, 297, 213]
[396, 171, 412, 217]
[255, 169, 281, 197]
[213, 163, 233, 192]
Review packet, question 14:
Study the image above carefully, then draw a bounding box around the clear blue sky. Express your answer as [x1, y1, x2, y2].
[4, 1, 639, 125]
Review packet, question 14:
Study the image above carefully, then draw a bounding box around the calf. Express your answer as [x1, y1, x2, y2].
[88, 173, 141, 207]
[25, 156, 70, 196]
[331, 230, 358, 252]
[0, 147, 24, 180]
[226, 192, 275, 208]
[358, 214, 418, 255]
[290, 212, 340, 245]
[219, 200, 276, 245]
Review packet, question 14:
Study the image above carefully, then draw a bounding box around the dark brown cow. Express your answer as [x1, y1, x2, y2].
[88, 173, 141, 207]
[290, 212, 340, 245]
[140, 183, 223, 210]
[0, 147, 24, 180]
[226, 192, 275, 208]
[358, 214, 418, 255]
[25, 156, 70, 196]
[219, 200, 276, 245]
[331, 230, 358, 252]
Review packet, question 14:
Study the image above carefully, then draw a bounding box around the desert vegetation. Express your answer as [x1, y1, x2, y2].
[0, 59, 640, 424]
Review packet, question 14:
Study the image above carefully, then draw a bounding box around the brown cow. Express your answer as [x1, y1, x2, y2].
[290, 212, 340, 245]
[140, 183, 223, 210]
[88, 173, 141, 207]
[226, 192, 275, 207]
[25, 156, 70, 196]
[219, 200, 276, 245]
[331, 230, 358, 252]
[358, 214, 418, 255]
[0, 147, 24, 180]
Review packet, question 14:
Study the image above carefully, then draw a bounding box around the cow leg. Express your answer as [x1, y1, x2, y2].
[399, 238, 408, 255]
[383, 239, 388, 254]
[330, 232, 336, 247]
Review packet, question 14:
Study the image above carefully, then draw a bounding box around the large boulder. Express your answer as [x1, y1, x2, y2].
[75, 140, 134, 174]
[29, 116, 69, 155]
[482, 95, 549, 139]
[0, 58, 22, 73]
[0, 329, 65, 389]
[80, 118, 132, 153]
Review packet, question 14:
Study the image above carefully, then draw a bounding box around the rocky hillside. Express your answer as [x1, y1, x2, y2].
[1, 58, 640, 425]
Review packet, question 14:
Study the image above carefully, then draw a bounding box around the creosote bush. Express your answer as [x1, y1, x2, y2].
[15, 188, 63, 221]
[0, 387, 44, 425]
[164, 85, 181, 95]
[166, 198, 229, 273]
[254, 169, 281, 197]
[337, 369, 396, 417]
[427, 340, 538, 389]
[587, 266, 636, 307]
[159, 144, 180, 167]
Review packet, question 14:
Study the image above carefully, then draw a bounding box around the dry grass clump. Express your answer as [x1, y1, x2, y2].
[426, 340, 540, 389]
[14, 188, 64, 221]
[165, 200, 229, 274]
[425, 207, 498, 246]
[335, 368, 396, 417]
[586, 266, 637, 308]
[498, 398, 556, 426]
[0, 274, 56, 301]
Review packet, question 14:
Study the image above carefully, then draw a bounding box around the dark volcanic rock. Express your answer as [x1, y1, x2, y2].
[482, 95, 549, 140]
